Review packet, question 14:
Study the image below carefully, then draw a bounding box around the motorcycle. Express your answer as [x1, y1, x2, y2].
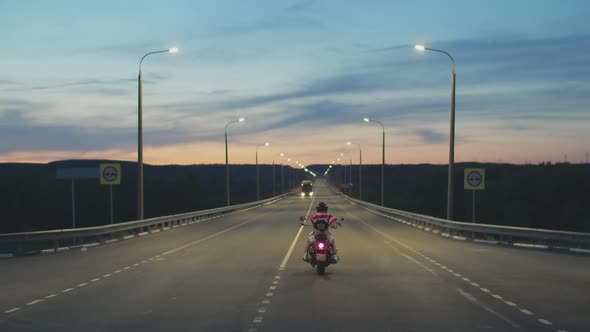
[300, 216, 343, 275]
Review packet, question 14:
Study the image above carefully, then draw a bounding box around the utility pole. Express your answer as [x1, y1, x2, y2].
[272, 160, 275, 196]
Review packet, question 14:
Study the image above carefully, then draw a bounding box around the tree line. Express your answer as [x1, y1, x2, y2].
[2, 160, 588, 234]
[0, 160, 307, 233]
[328, 162, 590, 233]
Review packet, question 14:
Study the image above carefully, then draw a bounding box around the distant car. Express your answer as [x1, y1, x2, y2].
[301, 180, 313, 197]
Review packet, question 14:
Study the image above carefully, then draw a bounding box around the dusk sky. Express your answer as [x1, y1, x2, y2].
[1, 0, 589, 166]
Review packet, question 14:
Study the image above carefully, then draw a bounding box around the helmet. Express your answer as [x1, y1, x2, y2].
[316, 201, 328, 213]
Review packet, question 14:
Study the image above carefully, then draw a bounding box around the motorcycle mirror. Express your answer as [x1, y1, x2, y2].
[340, 218, 345, 221]
[299, 216, 306, 221]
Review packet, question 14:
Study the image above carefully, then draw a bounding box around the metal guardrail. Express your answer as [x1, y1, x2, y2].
[0, 194, 289, 257]
[338, 192, 590, 251]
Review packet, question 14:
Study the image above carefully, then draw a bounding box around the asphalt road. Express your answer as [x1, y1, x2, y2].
[1, 180, 589, 332]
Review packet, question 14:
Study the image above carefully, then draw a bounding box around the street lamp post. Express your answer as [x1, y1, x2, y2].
[279, 153, 286, 193]
[256, 143, 270, 201]
[332, 161, 336, 187]
[225, 117, 245, 206]
[337, 157, 343, 188]
[349, 158, 352, 194]
[347, 142, 363, 200]
[339, 153, 346, 190]
[272, 160, 276, 196]
[415, 44, 456, 220]
[137, 47, 178, 220]
[287, 158, 292, 189]
[364, 118, 385, 206]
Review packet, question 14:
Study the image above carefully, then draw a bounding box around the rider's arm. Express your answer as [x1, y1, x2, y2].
[328, 215, 339, 228]
[301, 215, 313, 225]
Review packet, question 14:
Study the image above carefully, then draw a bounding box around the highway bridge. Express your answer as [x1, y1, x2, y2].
[1, 180, 589, 331]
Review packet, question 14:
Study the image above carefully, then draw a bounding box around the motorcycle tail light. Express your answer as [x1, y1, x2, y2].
[318, 242, 325, 250]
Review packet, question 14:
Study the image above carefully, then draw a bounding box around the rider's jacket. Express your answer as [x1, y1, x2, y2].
[304, 213, 339, 228]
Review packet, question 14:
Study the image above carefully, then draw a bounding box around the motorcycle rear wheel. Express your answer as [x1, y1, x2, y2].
[316, 263, 326, 275]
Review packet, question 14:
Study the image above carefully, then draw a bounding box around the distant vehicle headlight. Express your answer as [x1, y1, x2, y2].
[300, 192, 305, 197]
[309, 192, 313, 196]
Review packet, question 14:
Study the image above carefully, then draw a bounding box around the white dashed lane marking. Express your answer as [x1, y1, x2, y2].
[1, 203, 283, 317]
[246, 194, 316, 332]
[350, 210, 568, 332]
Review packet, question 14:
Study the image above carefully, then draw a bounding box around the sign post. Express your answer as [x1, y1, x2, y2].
[100, 164, 121, 224]
[57, 168, 99, 230]
[71, 180, 76, 229]
[464, 168, 485, 222]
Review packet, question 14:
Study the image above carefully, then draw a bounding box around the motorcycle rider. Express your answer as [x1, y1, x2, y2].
[302, 201, 341, 263]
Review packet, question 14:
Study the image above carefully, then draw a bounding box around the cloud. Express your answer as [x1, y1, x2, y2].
[24, 75, 170, 97]
[0, 116, 209, 154]
[372, 34, 590, 84]
[32, 78, 127, 90]
[70, 40, 168, 56]
[370, 44, 414, 53]
[0, 79, 20, 86]
[30, 74, 168, 91]
[216, 71, 398, 110]
[3, 29, 590, 164]
[217, 15, 324, 36]
[413, 129, 447, 144]
[0, 98, 39, 107]
[286, 0, 316, 12]
[0, 109, 28, 125]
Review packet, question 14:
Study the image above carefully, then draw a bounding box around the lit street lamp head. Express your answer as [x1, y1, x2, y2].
[239, 117, 245, 122]
[265, 142, 270, 146]
[363, 118, 370, 122]
[415, 44, 426, 51]
[169, 47, 179, 53]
